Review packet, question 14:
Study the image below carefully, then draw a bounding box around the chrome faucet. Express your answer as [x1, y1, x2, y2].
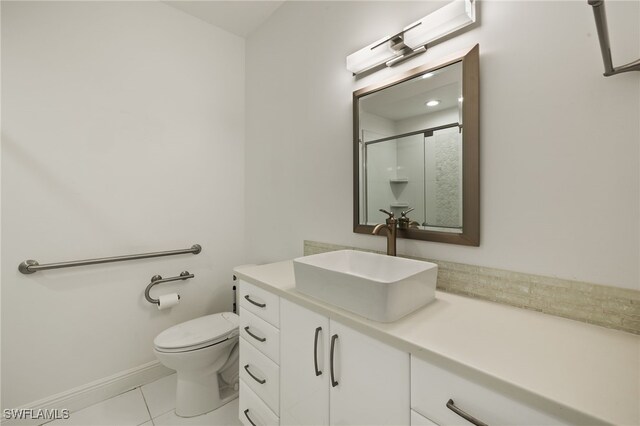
[372, 209, 398, 256]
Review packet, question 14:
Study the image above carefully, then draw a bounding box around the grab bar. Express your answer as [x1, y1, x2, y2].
[588, 0, 640, 76]
[18, 244, 201, 274]
[145, 271, 193, 305]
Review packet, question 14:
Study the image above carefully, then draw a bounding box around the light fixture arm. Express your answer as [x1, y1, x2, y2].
[369, 22, 422, 51]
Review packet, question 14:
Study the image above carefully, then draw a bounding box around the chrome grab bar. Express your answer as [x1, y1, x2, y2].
[18, 244, 201, 274]
[144, 271, 193, 305]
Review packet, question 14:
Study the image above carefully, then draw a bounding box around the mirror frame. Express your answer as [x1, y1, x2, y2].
[353, 44, 479, 246]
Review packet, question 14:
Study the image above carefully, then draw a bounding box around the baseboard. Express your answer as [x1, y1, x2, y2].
[2, 361, 173, 426]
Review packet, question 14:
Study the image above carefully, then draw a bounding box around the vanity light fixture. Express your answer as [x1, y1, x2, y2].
[346, 0, 476, 76]
[425, 100, 441, 107]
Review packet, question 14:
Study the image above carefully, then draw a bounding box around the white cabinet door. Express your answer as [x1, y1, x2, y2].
[329, 320, 410, 426]
[280, 299, 330, 426]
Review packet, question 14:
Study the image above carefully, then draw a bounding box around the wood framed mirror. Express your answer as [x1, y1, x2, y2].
[353, 44, 479, 246]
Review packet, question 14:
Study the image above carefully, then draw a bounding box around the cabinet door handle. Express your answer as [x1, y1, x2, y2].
[446, 399, 489, 426]
[244, 295, 266, 308]
[330, 334, 339, 387]
[313, 326, 322, 376]
[244, 326, 266, 342]
[243, 409, 257, 426]
[244, 364, 266, 384]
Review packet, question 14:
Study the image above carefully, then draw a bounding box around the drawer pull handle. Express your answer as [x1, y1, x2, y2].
[244, 295, 266, 308]
[313, 326, 322, 376]
[446, 399, 489, 426]
[243, 409, 257, 426]
[244, 326, 266, 342]
[244, 364, 266, 384]
[330, 334, 339, 387]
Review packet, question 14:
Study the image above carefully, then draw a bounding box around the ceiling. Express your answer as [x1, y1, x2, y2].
[360, 62, 462, 121]
[163, 1, 285, 37]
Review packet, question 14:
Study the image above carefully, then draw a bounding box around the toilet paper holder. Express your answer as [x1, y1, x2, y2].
[145, 271, 194, 305]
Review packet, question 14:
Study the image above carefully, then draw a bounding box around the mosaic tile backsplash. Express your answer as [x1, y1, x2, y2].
[304, 241, 640, 335]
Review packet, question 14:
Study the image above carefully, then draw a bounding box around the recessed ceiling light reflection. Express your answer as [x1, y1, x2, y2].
[425, 100, 440, 107]
[422, 72, 435, 79]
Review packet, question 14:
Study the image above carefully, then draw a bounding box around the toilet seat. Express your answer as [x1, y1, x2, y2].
[154, 312, 239, 353]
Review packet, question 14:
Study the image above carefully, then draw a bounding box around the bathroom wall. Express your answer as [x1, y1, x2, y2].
[393, 134, 423, 222]
[1, 1, 245, 409]
[245, 1, 640, 290]
[359, 111, 397, 225]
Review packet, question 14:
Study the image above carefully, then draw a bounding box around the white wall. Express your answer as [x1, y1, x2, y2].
[245, 1, 640, 290]
[359, 111, 398, 224]
[1, 1, 245, 408]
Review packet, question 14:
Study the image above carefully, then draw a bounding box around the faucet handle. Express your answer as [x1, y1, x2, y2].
[398, 207, 416, 230]
[400, 207, 415, 218]
[379, 208, 395, 218]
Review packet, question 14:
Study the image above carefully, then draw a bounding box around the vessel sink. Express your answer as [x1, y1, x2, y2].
[293, 250, 438, 322]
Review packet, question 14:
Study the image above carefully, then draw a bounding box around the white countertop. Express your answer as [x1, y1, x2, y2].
[234, 261, 640, 426]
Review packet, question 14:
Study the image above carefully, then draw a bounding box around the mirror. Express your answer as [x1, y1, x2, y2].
[353, 45, 479, 246]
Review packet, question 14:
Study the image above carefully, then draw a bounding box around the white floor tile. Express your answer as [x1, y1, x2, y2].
[141, 374, 177, 418]
[140, 422, 153, 426]
[48, 389, 151, 426]
[153, 399, 240, 426]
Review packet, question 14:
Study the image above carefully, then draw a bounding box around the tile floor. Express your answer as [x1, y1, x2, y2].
[44, 374, 241, 426]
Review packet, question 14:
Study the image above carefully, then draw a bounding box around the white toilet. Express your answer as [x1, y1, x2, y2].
[153, 312, 240, 417]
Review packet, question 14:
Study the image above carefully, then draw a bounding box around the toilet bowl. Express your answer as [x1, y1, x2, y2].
[153, 312, 239, 417]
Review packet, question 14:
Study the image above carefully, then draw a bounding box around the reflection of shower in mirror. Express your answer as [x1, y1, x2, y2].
[362, 125, 462, 234]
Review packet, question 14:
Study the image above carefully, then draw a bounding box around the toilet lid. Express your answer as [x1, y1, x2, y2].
[154, 312, 239, 352]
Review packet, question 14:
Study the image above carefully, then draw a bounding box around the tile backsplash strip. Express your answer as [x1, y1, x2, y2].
[303, 241, 640, 335]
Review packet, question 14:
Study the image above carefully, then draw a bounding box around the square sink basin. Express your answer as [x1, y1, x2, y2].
[293, 250, 438, 322]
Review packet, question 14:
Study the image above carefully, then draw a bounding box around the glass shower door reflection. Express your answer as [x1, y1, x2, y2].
[363, 125, 462, 233]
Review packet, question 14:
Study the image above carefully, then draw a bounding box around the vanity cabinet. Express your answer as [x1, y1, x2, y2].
[238, 275, 592, 426]
[280, 298, 410, 426]
[410, 410, 438, 426]
[239, 281, 281, 426]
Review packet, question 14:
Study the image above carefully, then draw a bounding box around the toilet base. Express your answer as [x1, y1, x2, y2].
[175, 370, 238, 418]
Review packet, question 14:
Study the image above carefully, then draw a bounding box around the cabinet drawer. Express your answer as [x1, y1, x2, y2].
[240, 307, 280, 364]
[411, 410, 438, 426]
[240, 280, 280, 327]
[411, 356, 567, 426]
[240, 337, 280, 415]
[240, 379, 279, 426]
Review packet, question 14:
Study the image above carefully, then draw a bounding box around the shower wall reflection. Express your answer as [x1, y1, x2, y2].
[362, 125, 462, 232]
[358, 61, 464, 233]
